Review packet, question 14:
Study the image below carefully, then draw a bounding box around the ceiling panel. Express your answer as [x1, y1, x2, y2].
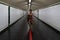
[33, 0, 60, 5]
[0, 0, 60, 10]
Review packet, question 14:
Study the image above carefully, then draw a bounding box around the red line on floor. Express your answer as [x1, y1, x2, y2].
[29, 29, 32, 40]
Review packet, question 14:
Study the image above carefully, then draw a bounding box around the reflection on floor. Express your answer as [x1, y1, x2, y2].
[0, 16, 60, 40]
[0, 16, 29, 40]
[32, 17, 60, 40]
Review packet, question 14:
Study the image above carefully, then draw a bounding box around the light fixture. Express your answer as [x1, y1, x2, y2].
[25, 5, 28, 6]
[29, 3, 31, 6]
[28, 0, 32, 9]
[29, 0, 31, 3]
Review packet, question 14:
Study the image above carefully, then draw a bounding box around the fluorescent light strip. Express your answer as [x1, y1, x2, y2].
[29, 0, 31, 3]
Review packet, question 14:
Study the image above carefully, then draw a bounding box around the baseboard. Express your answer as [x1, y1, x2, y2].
[0, 16, 24, 35]
[34, 16, 60, 34]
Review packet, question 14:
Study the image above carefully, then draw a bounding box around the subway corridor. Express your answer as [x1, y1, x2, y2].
[0, 15, 60, 40]
[0, 0, 60, 40]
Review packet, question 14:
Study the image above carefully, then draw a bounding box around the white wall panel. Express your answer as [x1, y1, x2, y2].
[10, 7, 23, 24]
[23, 11, 27, 15]
[0, 4, 8, 31]
[39, 5, 60, 31]
[33, 4, 60, 31]
[33, 10, 38, 17]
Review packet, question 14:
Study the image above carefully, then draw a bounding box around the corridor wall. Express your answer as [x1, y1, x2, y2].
[33, 4, 60, 31]
[10, 7, 24, 24]
[33, 10, 38, 17]
[0, 4, 8, 31]
[0, 4, 26, 32]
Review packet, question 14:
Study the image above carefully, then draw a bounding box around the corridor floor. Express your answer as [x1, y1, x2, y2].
[0, 16, 29, 40]
[32, 16, 60, 40]
[0, 15, 60, 40]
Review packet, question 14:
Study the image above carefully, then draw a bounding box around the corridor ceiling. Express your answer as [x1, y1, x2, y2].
[0, 0, 60, 10]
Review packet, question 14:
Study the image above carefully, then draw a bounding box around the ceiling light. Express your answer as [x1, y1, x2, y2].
[25, 5, 28, 6]
[29, 3, 31, 6]
[29, 0, 31, 3]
